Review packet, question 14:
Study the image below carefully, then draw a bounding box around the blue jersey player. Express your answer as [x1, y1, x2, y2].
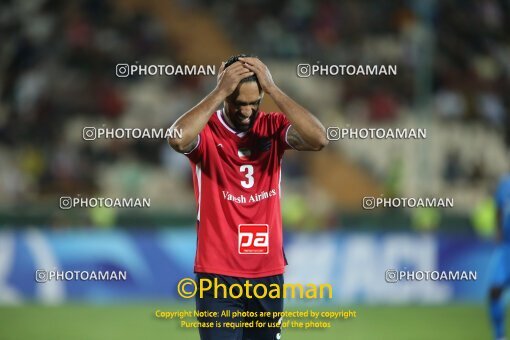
[489, 173, 510, 340]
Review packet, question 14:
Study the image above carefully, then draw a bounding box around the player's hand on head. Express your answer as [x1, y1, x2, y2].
[238, 57, 276, 94]
[216, 61, 254, 97]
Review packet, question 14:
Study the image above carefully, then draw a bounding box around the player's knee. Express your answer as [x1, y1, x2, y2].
[490, 287, 503, 300]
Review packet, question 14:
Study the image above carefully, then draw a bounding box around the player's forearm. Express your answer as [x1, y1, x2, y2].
[168, 88, 226, 152]
[268, 86, 328, 149]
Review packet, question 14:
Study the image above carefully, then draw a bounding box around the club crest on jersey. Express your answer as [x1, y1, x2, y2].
[238, 224, 269, 254]
[237, 148, 251, 160]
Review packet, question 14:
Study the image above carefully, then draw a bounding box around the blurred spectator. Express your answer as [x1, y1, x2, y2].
[471, 196, 497, 239]
[435, 88, 466, 120]
[443, 150, 463, 185]
[411, 207, 441, 232]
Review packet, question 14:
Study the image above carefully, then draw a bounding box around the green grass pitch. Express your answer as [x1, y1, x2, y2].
[0, 303, 493, 339]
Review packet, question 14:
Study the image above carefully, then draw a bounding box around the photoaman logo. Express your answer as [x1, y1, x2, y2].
[177, 278, 333, 300]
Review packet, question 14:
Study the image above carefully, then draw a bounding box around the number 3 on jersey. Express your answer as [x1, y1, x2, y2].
[240, 165, 254, 189]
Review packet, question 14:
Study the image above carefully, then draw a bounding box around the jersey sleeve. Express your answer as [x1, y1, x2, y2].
[183, 128, 207, 163]
[273, 112, 294, 151]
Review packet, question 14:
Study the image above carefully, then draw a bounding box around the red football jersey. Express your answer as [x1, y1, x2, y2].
[184, 109, 293, 278]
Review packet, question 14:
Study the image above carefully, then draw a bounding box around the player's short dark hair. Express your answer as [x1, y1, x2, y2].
[224, 54, 260, 87]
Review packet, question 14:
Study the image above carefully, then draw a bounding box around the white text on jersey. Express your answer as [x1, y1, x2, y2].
[222, 189, 277, 204]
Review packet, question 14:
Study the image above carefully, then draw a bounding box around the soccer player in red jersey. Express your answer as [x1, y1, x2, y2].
[168, 54, 327, 340]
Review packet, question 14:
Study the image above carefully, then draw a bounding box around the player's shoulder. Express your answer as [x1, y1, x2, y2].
[256, 111, 288, 126]
[204, 110, 223, 131]
[209, 110, 222, 123]
[257, 111, 285, 120]
[254, 111, 288, 134]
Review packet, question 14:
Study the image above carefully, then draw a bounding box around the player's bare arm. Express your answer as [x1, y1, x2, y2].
[239, 57, 328, 151]
[167, 61, 254, 153]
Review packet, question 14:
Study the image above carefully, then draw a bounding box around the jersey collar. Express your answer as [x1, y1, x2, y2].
[218, 109, 248, 138]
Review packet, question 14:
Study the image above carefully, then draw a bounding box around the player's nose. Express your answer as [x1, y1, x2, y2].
[239, 107, 253, 117]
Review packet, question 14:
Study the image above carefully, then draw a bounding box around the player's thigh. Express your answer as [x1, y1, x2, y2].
[195, 273, 245, 340]
[243, 275, 284, 340]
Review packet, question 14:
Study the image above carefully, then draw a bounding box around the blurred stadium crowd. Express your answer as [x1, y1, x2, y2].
[0, 0, 508, 228]
[208, 0, 510, 126]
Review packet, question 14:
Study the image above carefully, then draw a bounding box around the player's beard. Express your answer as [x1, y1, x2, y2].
[233, 109, 258, 132]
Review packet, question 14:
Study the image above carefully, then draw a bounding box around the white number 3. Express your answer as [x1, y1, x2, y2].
[240, 165, 254, 189]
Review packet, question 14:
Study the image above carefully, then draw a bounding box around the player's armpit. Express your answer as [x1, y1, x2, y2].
[286, 126, 321, 151]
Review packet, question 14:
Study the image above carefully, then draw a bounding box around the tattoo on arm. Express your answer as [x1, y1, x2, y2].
[286, 126, 315, 151]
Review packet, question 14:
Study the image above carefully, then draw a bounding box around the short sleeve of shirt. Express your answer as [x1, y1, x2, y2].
[183, 129, 207, 164]
[273, 112, 293, 151]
